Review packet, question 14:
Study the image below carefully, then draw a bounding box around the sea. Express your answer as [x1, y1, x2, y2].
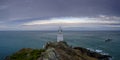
[0, 31, 120, 60]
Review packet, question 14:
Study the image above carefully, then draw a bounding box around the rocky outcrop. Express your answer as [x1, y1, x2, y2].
[5, 41, 112, 60]
[38, 41, 111, 60]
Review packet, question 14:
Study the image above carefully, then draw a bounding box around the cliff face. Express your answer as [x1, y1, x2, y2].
[38, 41, 111, 60]
[5, 41, 112, 60]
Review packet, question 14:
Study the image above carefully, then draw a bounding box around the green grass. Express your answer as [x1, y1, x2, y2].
[9, 48, 45, 60]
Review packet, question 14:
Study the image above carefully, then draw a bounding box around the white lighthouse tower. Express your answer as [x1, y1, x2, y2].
[57, 26, 63, 42]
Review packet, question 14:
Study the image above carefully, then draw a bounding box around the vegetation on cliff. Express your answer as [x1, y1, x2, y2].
[5, 48, 45, 60]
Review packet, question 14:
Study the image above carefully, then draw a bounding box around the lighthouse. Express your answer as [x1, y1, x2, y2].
[57, 27, 63, 42]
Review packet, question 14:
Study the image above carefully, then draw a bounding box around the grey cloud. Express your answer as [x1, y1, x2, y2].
[0, 0, 120, 30]
[4, 0, 120, 21]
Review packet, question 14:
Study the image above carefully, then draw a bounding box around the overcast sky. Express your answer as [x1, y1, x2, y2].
[0, 0, 120, 31]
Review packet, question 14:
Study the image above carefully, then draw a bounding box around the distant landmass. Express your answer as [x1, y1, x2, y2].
[5, 41, 112, 60]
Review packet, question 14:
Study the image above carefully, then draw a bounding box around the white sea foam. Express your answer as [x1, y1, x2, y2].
[87, 48, 109, 55]
[95, 49, 102, 53]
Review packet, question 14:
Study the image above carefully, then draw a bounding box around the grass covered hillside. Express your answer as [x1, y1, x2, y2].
[6, 48, 45, 60]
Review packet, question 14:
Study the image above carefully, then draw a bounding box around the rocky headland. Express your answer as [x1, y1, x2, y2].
[5, 41, 112, 60]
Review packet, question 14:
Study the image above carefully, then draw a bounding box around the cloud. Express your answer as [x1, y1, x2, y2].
[23, 17, 120, 26]
[16, 16, 119, 30]
[0, 0, 120, 30]
[1, 0, 119, 22]
[0, 5, 8, 10]
[0, 15, 120, 30]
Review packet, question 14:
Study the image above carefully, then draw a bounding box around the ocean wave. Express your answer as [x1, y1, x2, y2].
[87, 48, 112, 60]
[87, 48, 109, 55]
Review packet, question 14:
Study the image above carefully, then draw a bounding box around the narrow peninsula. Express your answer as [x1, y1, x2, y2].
[5, 41, 111, 60]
